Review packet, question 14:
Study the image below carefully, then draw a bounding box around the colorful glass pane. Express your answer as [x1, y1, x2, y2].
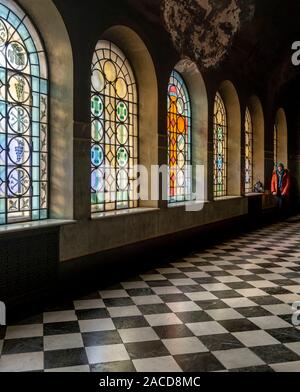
[245, 107, 253, 194]
[167, 70, 192, 204]
[213, 92, 227, 198]
[0, 1, 48, 225]
[91, 41, 138, 213]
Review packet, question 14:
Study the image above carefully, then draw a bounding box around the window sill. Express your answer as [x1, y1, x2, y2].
[214, 196, 242, 201]
[245, 192, 264, 197]
[168, 200, 209, 209]
[0, 219, 76, 236]
[92, 207, 160, 220]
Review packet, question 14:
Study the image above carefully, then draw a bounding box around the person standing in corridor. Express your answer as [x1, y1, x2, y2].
[271, 163, 291, 216]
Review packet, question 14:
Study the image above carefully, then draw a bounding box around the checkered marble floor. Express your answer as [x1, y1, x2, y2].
[1, 220, 300, 372]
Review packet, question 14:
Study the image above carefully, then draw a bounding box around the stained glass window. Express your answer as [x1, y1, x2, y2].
[168, 70, 192, 204]
[214, 92, 227, 198]
[245, 107, 253, 194]
[91, 40, 138, 213]
[274, 124, 278, 166]
[0, 1, 48, 225]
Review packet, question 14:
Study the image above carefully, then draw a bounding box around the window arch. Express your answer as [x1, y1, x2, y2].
[273, 124, 278, 166]
[245, 107, 253, 193]
[214, 92, 227, 198]
[91, 40, 138, 213]
[0, 1, 48, 225]
[274, 108, 288, 167]
[167, 70, 192, 204]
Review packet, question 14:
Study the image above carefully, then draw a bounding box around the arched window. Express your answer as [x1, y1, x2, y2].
[214, 92, 227, 198]
[245, 107, 253, 193]
[91, 40, 138, 213]
[167, 70, 192, 204]
[274, 124, 278, 166]
[0, 1, 48, 225]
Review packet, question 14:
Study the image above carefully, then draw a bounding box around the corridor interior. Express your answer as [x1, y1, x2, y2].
[1, 220, 300, 372]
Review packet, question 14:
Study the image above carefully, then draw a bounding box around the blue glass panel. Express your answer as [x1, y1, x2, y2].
[18, 24, 30, 41]
[32, 196, 39, 209]
[0, 198, 5, 213]
[32, 181, 39, 196]
[40, 210, 47, 219]
[29, 53, 39, 66]
[0, 214, 5, 224]
[41, 79, 48, 94]
[0, 5, 9, 19]
[32, 210, 39, 220]
[32, 122, 39, 137]
[33, 92, 39, 108]
[32, 152, 39, 167]
[24, 37, 36, 54]
[7, 12, 20, 29]
[31, 65, 40, 77]
[32, 77, 39, 93]
[32, 107, 39, 122]
[32, 137, 39, 152]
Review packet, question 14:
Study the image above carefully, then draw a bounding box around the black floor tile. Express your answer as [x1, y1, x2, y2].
[137, 304, 171, 315]
[195, 300, 230, 310]
[103, 298, 134, 307]
[44, 348, 88, 370]
[126, 288, 154, 297]
[199, 334, 244, 351]
[176, 311, 213, 323]
[76, 308, 110, 320]
[91, 360, 136, 372]
[174, 352, 225, 372]
[44, 321, 80, 336]
[2, 337, 43, 355]
[153, 325, 194, 339]
[267, 328, 300, 343]
[235, 306, 272, 318]
[82, 331, 122, 347]
[112, 316, 149, 330]
[219, 319, 259, 333]
[159, 294, 190, 303]
[125, 340, 169, 360]
[252, 345, 300, 364]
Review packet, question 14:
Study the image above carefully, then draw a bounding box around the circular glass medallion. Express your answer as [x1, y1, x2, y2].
[8, 168, 31, 196]
[91, 144, 104, 167]
[177, 98, 184, 115]
[92, 68, 105, 92]
[91, 169, 104, 192]
[91, 95, 104, 117]
[177, 170, 185, 187]
[8, 136, 31, 165]
[116, 124, 128, 145]
[8, 106, 30, 134]
[117, 147, 129, 167]
[177, 152, 185, 169]
[177, 116, 186, 133]
[104, 60, 117, 82]
[0, 19, 8, 47]
[6, 41, 28, 71]
[117, 169, 128, 191]
[92, 119, 104, 142]
[178, 135, 185, 151]
[116, 78, 127, 99]
[8, 74, 31, 103]
[116, 101, 128, 122]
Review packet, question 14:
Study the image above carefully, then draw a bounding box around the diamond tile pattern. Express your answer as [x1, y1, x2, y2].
[1, 221, 300, 372]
